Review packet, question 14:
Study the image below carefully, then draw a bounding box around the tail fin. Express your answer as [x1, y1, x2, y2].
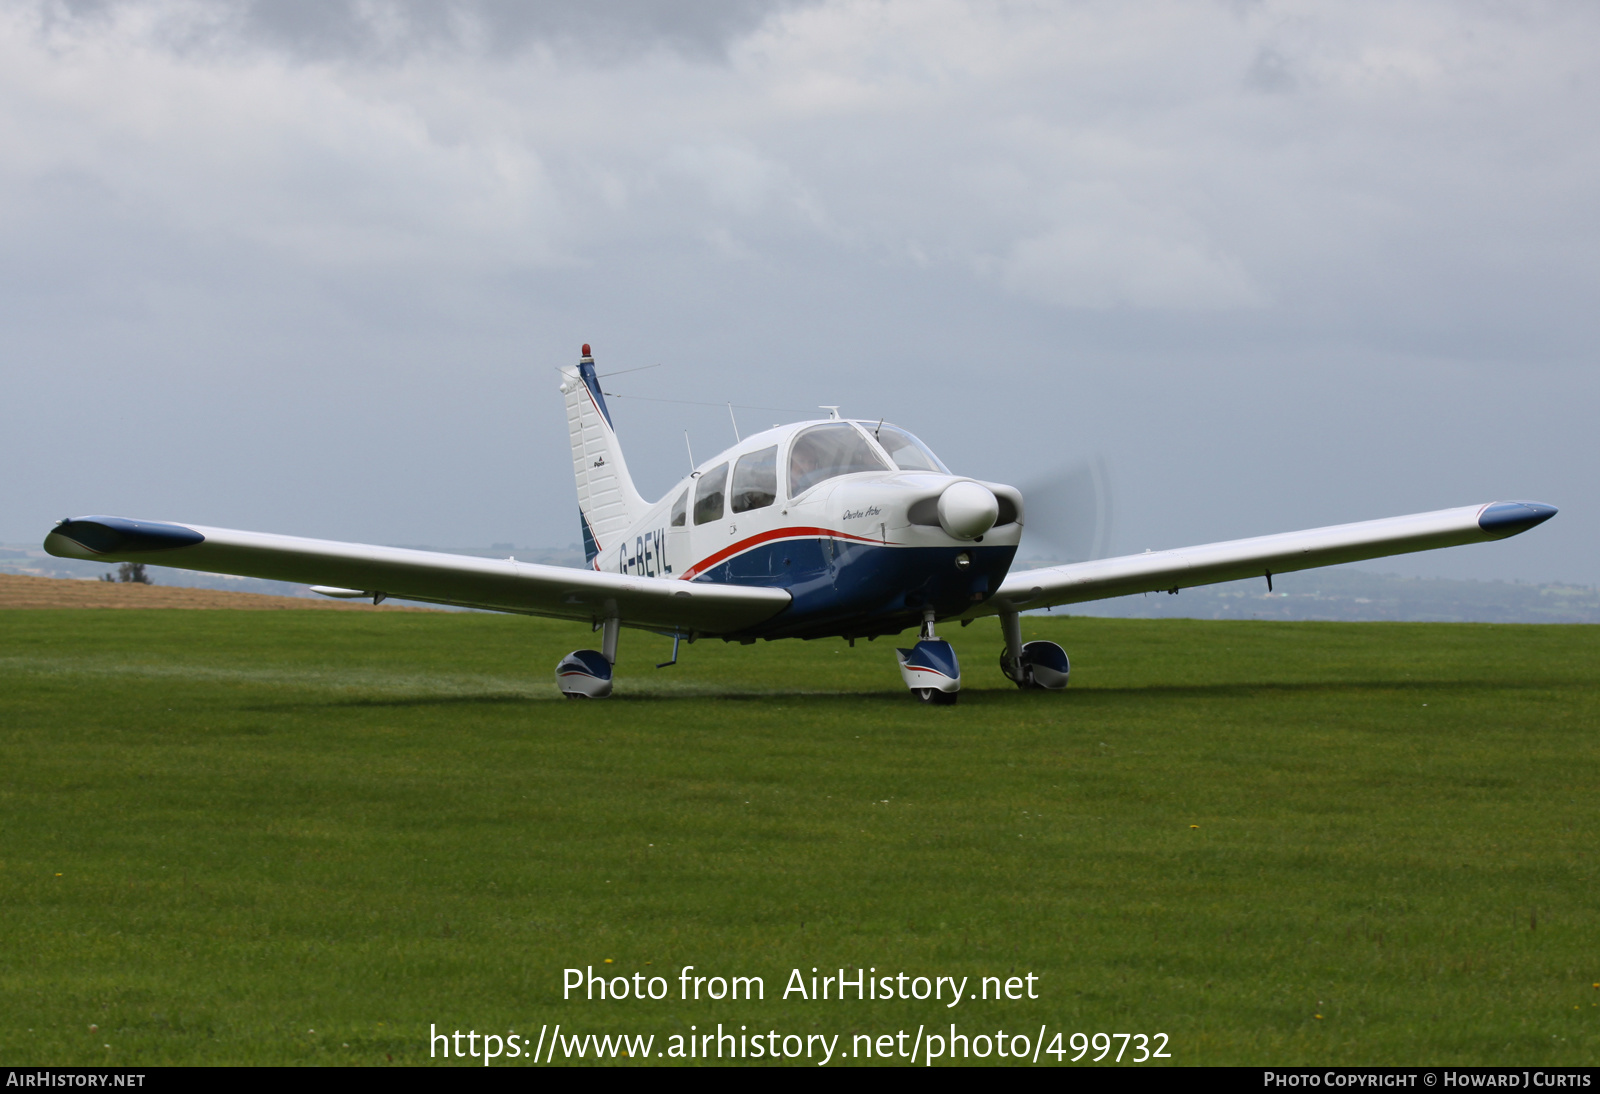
[562, 345, 647, 567]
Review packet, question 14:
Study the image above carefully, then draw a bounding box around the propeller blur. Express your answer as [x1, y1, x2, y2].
[1018, 456, 1114, 564]
[44, 345, 1559, 704]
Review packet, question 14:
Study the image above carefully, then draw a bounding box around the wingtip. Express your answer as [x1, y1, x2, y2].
[1477, 501, 1559, 538]
[44, 516, 205, 558]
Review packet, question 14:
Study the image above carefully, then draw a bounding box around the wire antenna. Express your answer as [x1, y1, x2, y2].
[602, 391, 807, 413]
[595, 363, 662, 379]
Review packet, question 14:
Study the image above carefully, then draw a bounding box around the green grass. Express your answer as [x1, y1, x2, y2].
[1, 610, 1597, 1066]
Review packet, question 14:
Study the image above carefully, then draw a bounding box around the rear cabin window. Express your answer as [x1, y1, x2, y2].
[787, 424, 890, 497]
[731, 446, 778, 513]
[694, 463, 728, 525]
[670, 489, 687, 527]
[873, 424, 948, 473]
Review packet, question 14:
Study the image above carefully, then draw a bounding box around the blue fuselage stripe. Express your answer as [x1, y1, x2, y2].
[694, 537, 1015, 639]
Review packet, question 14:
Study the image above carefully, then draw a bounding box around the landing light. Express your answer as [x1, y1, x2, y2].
[954, 552, 971, 571]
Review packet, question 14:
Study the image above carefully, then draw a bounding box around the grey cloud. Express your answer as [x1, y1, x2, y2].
[1245, 47, 1296, 93]
[43, 0, 817, 62]
[4, 1, 1596, 585]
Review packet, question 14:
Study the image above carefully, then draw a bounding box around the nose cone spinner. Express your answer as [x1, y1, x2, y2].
[937, 481, 1000, 540]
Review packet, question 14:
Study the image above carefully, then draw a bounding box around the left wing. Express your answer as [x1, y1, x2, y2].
[966, 501, 1558, 618]
[43, 516, 789, 635]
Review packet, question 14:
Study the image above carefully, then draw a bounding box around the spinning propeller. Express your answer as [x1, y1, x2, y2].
[1017, 456, 1115, 564]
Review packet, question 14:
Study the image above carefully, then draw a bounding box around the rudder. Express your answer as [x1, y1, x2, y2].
[561, 345, 647, 567]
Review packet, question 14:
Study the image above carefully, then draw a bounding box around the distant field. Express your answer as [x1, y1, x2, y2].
[1, 610, 1596, 1066]
[0, 574, 428, 611]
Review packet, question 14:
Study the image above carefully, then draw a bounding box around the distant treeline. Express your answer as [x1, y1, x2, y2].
[6, 545, 1595, 623]
[1053, 567, 1600, 624]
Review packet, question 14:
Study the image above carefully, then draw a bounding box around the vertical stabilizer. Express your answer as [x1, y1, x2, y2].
[562, 345, 647, 567]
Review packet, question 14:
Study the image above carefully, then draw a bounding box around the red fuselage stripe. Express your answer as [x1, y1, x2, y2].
[680, 526, 882, 581]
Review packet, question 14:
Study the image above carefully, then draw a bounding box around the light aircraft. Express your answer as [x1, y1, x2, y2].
[44, 345, 1558, 703]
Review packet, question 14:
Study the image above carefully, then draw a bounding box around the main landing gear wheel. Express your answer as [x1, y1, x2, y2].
[1001, 640, 1071, 690]
[1000, 650, 1036, 689]
[916, 687, 958, 706]
[556, 618, 620, 699]
[555, 648, 614, 698]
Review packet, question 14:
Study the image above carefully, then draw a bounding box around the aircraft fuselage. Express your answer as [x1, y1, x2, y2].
[591, 422, 1023, 642]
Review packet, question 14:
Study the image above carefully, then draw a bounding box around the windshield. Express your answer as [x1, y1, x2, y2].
[787, 423, 891, 496]
[872, 424, 948, 473]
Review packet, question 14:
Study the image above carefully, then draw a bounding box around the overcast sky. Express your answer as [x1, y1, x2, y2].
[4, 0, 1596, 583]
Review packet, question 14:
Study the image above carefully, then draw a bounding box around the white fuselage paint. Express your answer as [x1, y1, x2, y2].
[591, 420, 1023, 584]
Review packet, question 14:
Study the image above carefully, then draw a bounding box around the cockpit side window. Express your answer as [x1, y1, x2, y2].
[693, 463, 728, 525]
[670, 489, 688, 527]
[787, 424, 891, 497]
[873, 424, 949, 473]
[731, 446, 778, 513]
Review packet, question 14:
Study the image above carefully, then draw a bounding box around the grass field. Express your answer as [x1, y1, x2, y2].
[2, 609, 1597, 1066]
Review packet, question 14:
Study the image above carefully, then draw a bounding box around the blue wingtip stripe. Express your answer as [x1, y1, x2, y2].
[51, 516, 205, 554]
[1477, 501, 1558, 537]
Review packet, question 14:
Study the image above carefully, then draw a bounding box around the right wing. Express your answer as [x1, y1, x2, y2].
[970, 501, 1558, 617]
[43, 516, 789, 635]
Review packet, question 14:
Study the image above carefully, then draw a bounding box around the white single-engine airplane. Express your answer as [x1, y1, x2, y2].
[45, 346, 1558, 703]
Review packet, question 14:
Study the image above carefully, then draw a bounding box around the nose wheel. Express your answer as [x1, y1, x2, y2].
[897, 610, 961, 703]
